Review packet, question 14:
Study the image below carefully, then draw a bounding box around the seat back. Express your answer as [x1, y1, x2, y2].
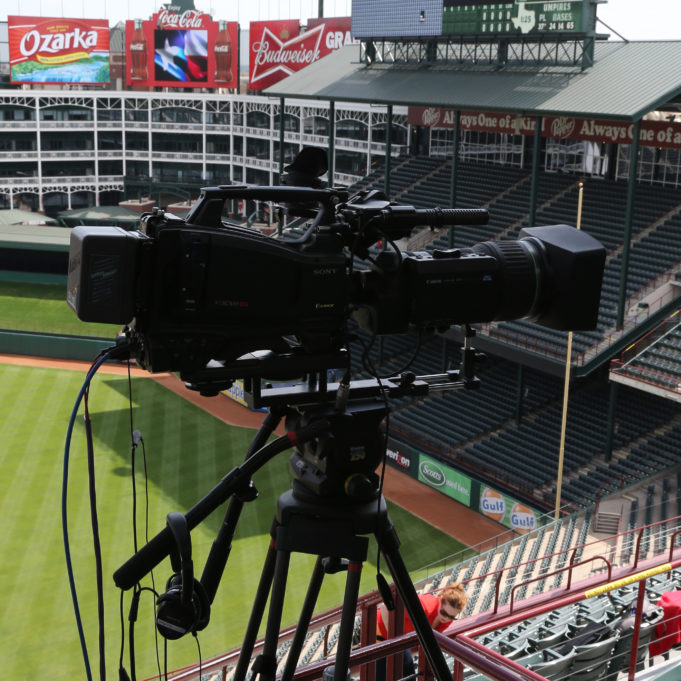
[528, 649, 576, 680]
[572, 634, 619, 675]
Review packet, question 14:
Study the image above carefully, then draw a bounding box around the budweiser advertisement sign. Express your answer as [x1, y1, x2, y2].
[249, 17, 353, 91]
[8, 16, 110, 84]
[126, 10, 238, 89]
[409, 107, 681, 150]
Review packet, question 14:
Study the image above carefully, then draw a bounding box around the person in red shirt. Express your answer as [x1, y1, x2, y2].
[375, 583, 467, 680]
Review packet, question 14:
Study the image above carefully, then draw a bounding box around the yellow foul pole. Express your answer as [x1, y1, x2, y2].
[555, 182, 583, 520]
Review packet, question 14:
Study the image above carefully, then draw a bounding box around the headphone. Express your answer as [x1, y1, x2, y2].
[155, 512, 210, 640]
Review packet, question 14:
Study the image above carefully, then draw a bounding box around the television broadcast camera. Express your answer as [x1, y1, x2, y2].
[66, 151, 606, 681]
[67, 150, 605, 387]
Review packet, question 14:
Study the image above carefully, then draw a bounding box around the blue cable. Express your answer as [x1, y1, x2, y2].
[62, 351, 112, 681]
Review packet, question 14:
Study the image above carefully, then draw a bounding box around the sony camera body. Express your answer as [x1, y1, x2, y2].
[67, 179, 605, 379]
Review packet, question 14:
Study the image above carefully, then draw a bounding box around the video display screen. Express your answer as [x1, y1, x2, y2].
[154, 29, 208, 82]
[351, 0, 443, 38]
[351, 0, 591, 39]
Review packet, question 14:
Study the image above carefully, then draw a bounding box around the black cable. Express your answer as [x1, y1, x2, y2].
[141, 437, 163, 680]
[84, 387, 106, 681]
[193, 633, 202, 680]
[125, 362, 163, 680]
[128, 362, 139, 554]
[119, 590, 126, 679]
[63, 349, 114, 681]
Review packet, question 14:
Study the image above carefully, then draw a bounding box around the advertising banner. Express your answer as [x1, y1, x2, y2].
[8, 16, 110, 84]
[478, 486, 538, 534]
[385, 439, 417, 477]
[248, 17, 353, 91]
[416, 451, 472, 506]
[125, 9, 238, 89]
[409, 107, 681, 150]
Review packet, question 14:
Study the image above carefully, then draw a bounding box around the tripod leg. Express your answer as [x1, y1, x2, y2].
[376, 520, 452, 681]
[280, 556, 326, 681]
[233, 533, 278, 681]
[251, 542, 292, 681]
[333, 560, 364, 681]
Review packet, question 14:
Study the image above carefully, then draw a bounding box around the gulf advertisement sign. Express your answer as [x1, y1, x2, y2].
[126, 10, 238, 89]
[480, 486, 538, 534]
[8, 16, 110, 84]
[248, 17, 354, 91]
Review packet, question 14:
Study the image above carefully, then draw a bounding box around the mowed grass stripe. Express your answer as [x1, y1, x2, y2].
[1, 364, 466, 679]
[0, 281, 120, 337]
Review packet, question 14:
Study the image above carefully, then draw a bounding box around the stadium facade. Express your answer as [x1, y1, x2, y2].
[0, 90, 410, 214]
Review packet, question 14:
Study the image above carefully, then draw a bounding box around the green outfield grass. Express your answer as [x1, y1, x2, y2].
[0, 281, 120, 337]
[0, 363, 466, 680]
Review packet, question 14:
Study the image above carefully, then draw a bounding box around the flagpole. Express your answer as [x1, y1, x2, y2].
[555, 181, 583, 520]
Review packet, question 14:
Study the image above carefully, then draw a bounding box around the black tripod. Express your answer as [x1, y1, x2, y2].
[231, 484, 452, 681]
[113, 355, 479, 681]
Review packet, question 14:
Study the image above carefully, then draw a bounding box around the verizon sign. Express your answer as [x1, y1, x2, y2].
[249, 17, 353, 91]
[409, 107, 681, 150]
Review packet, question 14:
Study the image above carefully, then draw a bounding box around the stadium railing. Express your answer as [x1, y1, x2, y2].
[168, 519, 681, 681]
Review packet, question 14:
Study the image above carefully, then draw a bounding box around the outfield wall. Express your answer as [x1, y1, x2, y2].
[387, 438, 542, 534]
[0, 330, 112, 361]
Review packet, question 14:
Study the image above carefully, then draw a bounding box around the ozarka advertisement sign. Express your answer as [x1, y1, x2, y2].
[8, 16, 110, 84]
[409, 107, 681, 150]
[248, 17, 353, 91]
[126, 10, 238, 89]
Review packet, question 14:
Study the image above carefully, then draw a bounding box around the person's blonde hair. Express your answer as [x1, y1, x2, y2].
[440, 583, 467, 612]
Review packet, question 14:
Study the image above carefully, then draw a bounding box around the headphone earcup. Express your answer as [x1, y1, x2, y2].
[156, 575, 211, 639]
[156, 574, 198, 640]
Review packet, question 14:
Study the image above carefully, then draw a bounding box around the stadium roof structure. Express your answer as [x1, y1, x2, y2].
[265, 40, 681, 121]
[58, 206, 141, 222]
[0, 223, 71, 250]
[0, 209, 59, 227]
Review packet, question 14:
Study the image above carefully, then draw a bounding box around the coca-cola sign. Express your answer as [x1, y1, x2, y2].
[248, 17, 353, 91]
[8, 16, 110, 84]
[156, 9, 209, 30]
[125, 11, 238, 89]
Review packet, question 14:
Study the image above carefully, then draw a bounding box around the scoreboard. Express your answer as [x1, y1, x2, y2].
[442, 1, 587, 36]
[351, 0, 596, 40]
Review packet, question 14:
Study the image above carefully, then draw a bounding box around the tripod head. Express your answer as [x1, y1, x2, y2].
[286, 400, 387, 504]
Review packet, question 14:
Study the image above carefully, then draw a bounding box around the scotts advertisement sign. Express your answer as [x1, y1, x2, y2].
[249, 17, 353, 91]
[126, 10, 238, 89]
[8, 16, 110, 84]
[409, 107, 681, 150]
[417, 452, 471, 506]
[479, 487, 538, 534]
